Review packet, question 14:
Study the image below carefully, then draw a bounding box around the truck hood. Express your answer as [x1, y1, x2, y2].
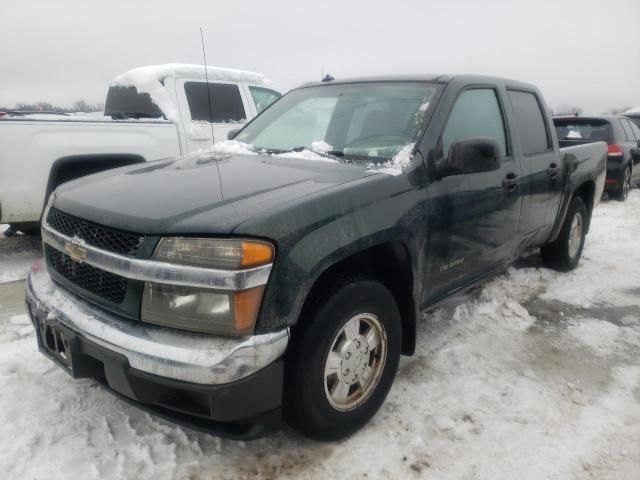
[53, 153, 376, 234]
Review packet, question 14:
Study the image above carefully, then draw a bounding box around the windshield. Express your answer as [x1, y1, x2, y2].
[235, 82, 438, 162]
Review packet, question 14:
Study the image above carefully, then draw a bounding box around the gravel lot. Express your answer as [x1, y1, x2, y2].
[1, 192, 640, 480]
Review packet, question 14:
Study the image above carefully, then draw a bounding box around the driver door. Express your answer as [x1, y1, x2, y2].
[423, 87, 522, 302]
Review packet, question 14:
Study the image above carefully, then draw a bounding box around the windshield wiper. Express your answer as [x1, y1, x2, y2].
[290, 146, 344, 161]
[254, 146, 347, 161]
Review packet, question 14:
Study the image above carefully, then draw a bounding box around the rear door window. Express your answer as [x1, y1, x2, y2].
[507, 90, 551, 155]
[184, 82, 246, 123]
[442, 88, 507, 158]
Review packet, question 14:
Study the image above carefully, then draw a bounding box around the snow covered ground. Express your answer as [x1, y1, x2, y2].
[0, 229, 42, 284]
[1, 192, 640, 479]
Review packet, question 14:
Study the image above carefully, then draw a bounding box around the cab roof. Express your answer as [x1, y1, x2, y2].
[299, 74, 538, 91]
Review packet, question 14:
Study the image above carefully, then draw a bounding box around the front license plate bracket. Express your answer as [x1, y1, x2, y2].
[35, 311, 74, 372]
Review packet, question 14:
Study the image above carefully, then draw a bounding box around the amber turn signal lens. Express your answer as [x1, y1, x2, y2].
[241, 241, 274, 267]
[233, 286, 265, 332]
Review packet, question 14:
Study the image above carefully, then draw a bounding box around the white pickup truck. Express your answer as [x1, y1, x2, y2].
[0, 63, 281, 233]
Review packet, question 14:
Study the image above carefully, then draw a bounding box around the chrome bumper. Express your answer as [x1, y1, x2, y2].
[26, 264, 289, 385]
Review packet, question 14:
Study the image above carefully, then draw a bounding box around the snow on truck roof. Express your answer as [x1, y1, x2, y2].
[110, 63, 272, 122]
[111, 63, 270, 86]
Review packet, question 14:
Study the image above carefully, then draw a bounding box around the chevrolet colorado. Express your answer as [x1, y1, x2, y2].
[26, 75, 606, 441]
[0, 63, 281, 232]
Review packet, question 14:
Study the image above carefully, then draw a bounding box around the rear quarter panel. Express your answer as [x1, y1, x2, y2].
[551, 141, 607, 239]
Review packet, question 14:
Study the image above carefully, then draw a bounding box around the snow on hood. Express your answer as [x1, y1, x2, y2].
[111, 63, 272, 122]
[171, 140, 256, 169]
[624, 106, 640, 114]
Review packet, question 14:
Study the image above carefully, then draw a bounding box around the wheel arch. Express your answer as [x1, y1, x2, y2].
[43, 153, 146, 217]
[294, 241, 418, 356]
[571, 180, 596, 233]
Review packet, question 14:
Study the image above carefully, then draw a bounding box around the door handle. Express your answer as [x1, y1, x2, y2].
[547, 162, 561, 179]
[502, 172, 520, 192]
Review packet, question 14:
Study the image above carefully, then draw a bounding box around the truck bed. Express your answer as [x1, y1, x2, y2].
[557, 141, 607, 218]
[0, 118, 181, 224]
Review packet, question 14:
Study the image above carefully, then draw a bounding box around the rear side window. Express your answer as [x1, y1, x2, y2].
[442, 88, 507, 158]
[628, 116, 640, 129]
[249, 86, 281, 114]
[184, 82, 246, 123]
[553, 118, 613, 143]
[104, 86, 163, 119]
[628, 119, 640, 141]
[507, 90, 551, 155]
[619, 118, 634, 141]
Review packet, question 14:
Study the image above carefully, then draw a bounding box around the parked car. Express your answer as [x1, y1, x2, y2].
[26, 74, 606, 441]
[553, 114, 640, 201]
[0, 63, 281, 233]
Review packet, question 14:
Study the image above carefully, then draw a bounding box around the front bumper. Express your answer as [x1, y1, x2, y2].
[25, 264, 289, 438]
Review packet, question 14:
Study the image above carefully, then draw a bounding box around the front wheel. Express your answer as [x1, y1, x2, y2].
[541, 196, 587, 272]
[612, 165, 631, 201]
[284, 279, 402, 441]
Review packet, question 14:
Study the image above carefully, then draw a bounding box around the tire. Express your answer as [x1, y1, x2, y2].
[8, 222, 40, 237]
[284, 278, 402, 441]
[612, 165, 631, 201]
[541, 196, 588, 272]
[18, 227, 41, 236]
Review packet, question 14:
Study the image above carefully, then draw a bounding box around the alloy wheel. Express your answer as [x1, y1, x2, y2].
[323, 313, 388, 411]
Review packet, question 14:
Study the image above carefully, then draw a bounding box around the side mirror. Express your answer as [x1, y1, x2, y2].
[440, 137, 501, 177]
[227, 128, 240, 140]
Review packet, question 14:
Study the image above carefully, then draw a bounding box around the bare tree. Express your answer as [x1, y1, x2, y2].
[72, 99, 90, 112]
[555, 104, 583, 116]
[608, 106, 632, 115]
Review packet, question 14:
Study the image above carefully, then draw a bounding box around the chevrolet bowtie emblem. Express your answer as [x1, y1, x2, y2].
[64, 236, 88, 263]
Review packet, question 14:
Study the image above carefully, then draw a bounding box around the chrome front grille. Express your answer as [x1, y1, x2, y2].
[46, 208, 144, 257]
[45, 245, 129, 304]
[44, 208, 144, 305]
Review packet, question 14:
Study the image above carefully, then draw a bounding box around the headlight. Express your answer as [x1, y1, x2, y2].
[153, 237, 273, 269]
[141, 283, 264, 335]
[141, 238, 274, 335]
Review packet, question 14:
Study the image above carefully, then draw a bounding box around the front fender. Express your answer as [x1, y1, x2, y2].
[251, 176, 429, 334]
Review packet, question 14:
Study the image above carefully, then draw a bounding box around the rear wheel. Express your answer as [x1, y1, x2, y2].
[284, 278, 401, 441]
[541, 196, 587, 272]
[612, 165, 631, 201]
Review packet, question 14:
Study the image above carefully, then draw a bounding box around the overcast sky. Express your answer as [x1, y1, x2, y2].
[1, 0, 639, 113]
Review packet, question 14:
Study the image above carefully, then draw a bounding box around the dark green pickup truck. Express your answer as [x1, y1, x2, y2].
[26, 75, 606, 440]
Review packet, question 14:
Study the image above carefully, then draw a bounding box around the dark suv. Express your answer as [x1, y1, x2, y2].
[554, 115, 640, 201]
